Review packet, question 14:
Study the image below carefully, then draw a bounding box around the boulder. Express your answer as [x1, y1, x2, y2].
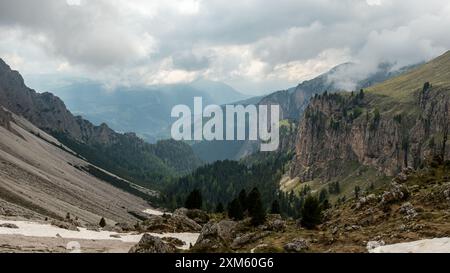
[174, 208, 210, 225]
[194, 220, 238, 251]
[355, 194, 377, 210]
[129, 234, 177, 253]
[162, 237, 186, 247]
[0, 223, 19, 229]
[115, 222, 134, 232]
[344, 225, 362, 232]
[231, 231, 271, 248]
[367, 240, 385, 251]
[380, 183, 409, 206]
[399, 202, 418, 220]
[51, 220, 79, 231]
[284, 238, 309, 253]
[140, 214, 201, 233]
[266, 219, 286, 232]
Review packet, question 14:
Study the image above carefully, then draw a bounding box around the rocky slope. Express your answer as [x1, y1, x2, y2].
[0, 107, 12, 130]
[0, 107, 150, 225]
[290, 51, 450, 183]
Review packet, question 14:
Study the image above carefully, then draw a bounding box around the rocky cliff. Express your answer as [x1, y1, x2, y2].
[0, 59, 131, 146]
[290, 51, 450, 183]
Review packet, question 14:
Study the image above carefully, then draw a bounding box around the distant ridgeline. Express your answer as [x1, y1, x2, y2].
[0, 58, 202, 194]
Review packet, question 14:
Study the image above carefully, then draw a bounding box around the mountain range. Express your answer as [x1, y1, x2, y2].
[25, 76, 248, 143]
[192, 62, 419, 163]
[0, 59, 202, 193]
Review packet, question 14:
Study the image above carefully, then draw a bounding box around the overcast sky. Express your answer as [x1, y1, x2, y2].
[1, 0, 450, 94]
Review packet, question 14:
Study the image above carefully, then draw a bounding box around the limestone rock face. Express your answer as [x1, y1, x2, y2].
[0, 59, 118, 146]
[290, 87, 450, 182]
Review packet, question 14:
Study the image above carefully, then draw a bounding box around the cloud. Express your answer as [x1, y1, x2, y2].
[0, 0, 450, 94]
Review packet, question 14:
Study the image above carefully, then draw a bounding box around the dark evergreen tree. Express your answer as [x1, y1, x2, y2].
[319, 189, 328, 203]
[271, 199, 281, 214]
[216, 202, 224, 213]
[248, 188, 266, 226]
[321, 199, 331, 211]
[300, 195, 322, 229]
[247, 187, 260, 215]
[185, 189, 203, 209]
[359, 89, 365, 100]
[227, 198, 244, 221]
[99, 217, 106, 228]
[238, 189, 248, 211]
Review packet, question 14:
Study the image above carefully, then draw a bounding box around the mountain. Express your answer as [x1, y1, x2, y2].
[192, 62, 417, 163]
[258, 62, 420, 121]
[0, 59, 202, 191]
[0, 106, 150, 225]
[26, 77, 248, 143]
[287, 51, 450, 197]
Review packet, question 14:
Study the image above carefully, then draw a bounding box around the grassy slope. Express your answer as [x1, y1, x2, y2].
[366, 50, 450, 115]
[368, 50, 450, 99]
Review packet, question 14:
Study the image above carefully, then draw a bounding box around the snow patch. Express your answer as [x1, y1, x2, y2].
[370, 238, 450, 253]
[0, 220, 198, 250]
[143, 208, 171, 216]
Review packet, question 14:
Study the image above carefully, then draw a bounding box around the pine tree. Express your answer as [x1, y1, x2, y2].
[359, 89, 365, 100]
[248, 188, 266, 226]
[99, 217, 106, 228]
[185, 189, 203, 210]
[247, 188, 259, 215]
[216, 202, 224, 213]
[227, 199, 244, 221]
[319, 189, 328, 203]
[238, 189, 248, 212]
[300, 195, 322, 229]
[271, 200, 281, 214]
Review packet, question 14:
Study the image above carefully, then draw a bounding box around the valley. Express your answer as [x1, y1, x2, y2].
[0, 50, 449, 254]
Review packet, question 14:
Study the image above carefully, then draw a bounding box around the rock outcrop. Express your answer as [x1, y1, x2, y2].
[174, 208, 210, 225]
[284, 238, 310, 253]
[129, 234, 177, 253]
[139, 214, 202, 233]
